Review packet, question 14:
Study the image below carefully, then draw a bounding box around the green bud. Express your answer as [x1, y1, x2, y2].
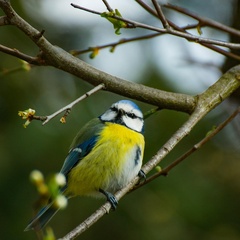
[54, 195, 68, 209]
[54, 173, 66, 187]
[30, 170, 44, 184]
[155, 166, 162, 172]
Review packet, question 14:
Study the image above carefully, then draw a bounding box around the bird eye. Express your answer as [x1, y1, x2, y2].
[127, 112, 136, 119]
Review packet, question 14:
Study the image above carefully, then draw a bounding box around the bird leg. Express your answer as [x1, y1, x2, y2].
[99, 188, 118, 210]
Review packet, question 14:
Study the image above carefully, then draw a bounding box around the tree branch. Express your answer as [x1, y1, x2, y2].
[142, 65, 240, 175]
[1, 1, 239, 238]
[0, 0, 196, 114]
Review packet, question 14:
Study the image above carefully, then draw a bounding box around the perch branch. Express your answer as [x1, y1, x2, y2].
[58, 66, 240, 239]
[142, 65, 240, 175]
[0, 1, 239, 238]
[134, 105, 240, 189]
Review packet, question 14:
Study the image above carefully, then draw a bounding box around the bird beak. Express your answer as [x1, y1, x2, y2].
[117, 108, 125, 117]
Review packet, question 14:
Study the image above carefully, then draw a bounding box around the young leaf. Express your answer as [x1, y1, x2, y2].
[101, 9, 127, 35]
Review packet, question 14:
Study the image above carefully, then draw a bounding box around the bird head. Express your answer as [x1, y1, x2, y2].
[99, 100, 144, 133]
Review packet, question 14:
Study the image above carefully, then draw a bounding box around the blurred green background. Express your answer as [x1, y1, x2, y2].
[0, 1, 240, 240]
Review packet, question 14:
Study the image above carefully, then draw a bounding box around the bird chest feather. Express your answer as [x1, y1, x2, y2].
[67, 122, 144, 197]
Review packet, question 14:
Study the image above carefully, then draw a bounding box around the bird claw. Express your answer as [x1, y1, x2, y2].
[99, 188, 118, 210]
[137, 169, 146, 184]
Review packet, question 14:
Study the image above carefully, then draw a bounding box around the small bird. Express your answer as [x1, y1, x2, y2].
[25, 100, 145, 231]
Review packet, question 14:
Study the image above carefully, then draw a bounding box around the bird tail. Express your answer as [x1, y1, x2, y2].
[24, 203, 59, 231]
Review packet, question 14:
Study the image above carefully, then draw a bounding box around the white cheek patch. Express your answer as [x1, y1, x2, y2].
[131, 108, 143, 119]
[100, 101, 144, 133]
[122, 115, 144, 133]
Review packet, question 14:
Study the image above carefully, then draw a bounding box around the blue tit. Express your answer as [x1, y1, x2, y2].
[25, 100, 145, 231]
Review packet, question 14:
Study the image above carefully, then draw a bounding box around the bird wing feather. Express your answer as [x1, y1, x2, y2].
[60, 118, 104, 178]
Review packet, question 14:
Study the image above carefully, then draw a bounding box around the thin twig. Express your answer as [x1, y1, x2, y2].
[70, 3, 100, 15]
[135, 0, 158, 17]
[151, 0, 169, 28]
[165, 3, 240, 37]
[168, 19, 240, 61]
[135, 0, 240, 60]
[70, 3, 240, 49]
[71, 3, 240, 61]
[0, 15, 10, 25]
[0, 44, 41, 64]
[102, 0, 113, 12]
[42, 84, 105, 125]
[200, 43, 240, 61]
[71, 33, 161, 56]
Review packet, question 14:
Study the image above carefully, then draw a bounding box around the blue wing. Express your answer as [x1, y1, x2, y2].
[60, 118, 104, 178]
[25, 119, 103, 230]
[60, 136, 98, 177]
[59, 118, 104, 192]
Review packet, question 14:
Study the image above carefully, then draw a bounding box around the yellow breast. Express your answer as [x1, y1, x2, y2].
[66, 122, 145, 197]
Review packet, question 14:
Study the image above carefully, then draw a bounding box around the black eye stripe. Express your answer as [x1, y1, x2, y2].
[110, 107, 118, 112]
[110, 106, 142, 119]
[126, 112, 137, 118]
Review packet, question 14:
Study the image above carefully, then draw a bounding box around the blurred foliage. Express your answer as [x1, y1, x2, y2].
[0, 1, 240, 240]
